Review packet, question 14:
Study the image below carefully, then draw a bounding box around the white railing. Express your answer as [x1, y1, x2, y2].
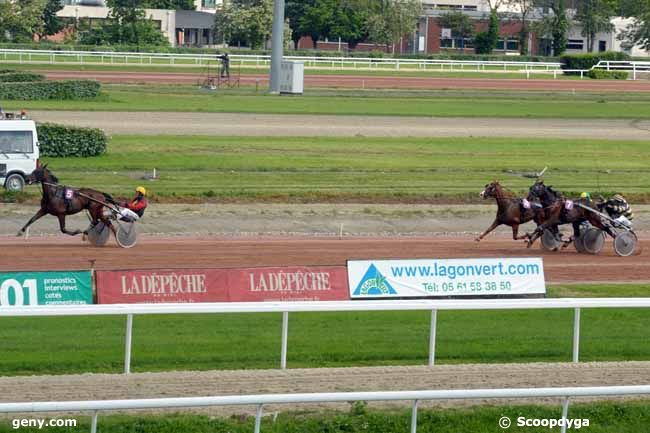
[592, 60, 650, 80]
[2, 385, 650, 433]
[2, 298, 649, 374]
[0, 48, 561, 73]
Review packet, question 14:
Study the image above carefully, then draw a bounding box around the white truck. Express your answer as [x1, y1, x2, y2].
[0, 112, 39, 192]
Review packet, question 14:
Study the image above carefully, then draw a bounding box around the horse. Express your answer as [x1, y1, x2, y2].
[525, 179, 615, 248]
[17, 165, 117, 238]
[475, 181, 539, 242]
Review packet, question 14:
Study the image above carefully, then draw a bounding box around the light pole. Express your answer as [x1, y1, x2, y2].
[269, 0, 285, 94]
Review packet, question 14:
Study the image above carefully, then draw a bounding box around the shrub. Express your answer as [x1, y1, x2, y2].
[561, 51, 629, 75]
[0, 72, 45, 82]
[0, 80, 100, 100]
[37, 123, 108, 157]
[588, 69, 629, 80]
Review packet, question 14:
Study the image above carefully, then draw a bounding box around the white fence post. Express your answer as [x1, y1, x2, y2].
[410, 400, 419, 433]
[572, 308, 580, 363]
[428, 309, 437, 366]
[90, 411, 98, 433]
[124, 314, 134, 374]
[254, 404, 264, 433]
[281, 311, 289, 370]
[560, 398, 570, 433]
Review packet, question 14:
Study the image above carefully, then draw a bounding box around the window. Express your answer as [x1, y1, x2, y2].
[599, 40, 607, 52]
[496, 38, 519, 51]
[0, 131, 34, 154]
[567, 39, 585, 50]
[202, 0, 217, 7]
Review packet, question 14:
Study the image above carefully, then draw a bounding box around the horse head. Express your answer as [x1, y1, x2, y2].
[480, 181, 501, 199]
[26, 164, 57, 185]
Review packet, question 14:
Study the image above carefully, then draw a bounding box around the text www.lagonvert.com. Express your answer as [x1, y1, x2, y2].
[11, 418, 77, 429]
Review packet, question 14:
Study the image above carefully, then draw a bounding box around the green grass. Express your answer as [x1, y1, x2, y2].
[22, 135, 650, 202]
[6, 84, 650, 117]
[1, 402, 649, 433]
[1, 285, 648, 376]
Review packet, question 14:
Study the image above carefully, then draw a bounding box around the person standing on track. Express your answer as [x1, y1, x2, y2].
[217, 52, 230, 79]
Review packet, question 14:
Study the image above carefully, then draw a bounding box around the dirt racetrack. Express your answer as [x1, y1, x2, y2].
[0, 236, 647, 283]
[2, 362, 650, 415]
[43, 70, 650, 92]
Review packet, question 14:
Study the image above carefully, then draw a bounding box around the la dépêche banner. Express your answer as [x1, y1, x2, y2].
[96, 266, 349, 304]
[0, 271, 93, 306]
[348, 258, 546, 298]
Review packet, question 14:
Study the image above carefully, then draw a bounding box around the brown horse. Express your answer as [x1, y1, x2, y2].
[525, 180, 615, 248]
[476, 181, 539, 242]
[17, 165, 116, 237]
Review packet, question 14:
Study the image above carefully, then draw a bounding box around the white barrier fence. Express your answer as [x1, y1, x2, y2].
[2, 298, 649, 374]
[0, 48, 561, 73]
[1, 385, 649, 433]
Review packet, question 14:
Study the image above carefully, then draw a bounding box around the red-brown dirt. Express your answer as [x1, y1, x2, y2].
[0, 236, 646, 283]
[43, 70, 650, 91]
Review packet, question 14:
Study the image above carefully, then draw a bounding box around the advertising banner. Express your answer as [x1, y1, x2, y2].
[0, 271, 93, 306]
[227, 266, 349, 302]
[96, 266, 349, 304]
[348, 258, 546, 298]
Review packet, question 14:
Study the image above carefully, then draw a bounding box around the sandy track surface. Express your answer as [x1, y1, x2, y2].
[2, 363, 650, 414]
[43, 70, 650, 92]
[29, 111, 650, 139]
[0, 236, 647, 283]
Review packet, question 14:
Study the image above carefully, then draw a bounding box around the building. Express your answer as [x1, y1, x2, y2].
[58, 0, 220, 47]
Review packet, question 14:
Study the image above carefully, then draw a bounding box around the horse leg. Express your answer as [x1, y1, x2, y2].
[57, 214, 82, 236]
[476, 219, 500, 242]
[512, 224, 529, 241]
[17, 208, 47, 236]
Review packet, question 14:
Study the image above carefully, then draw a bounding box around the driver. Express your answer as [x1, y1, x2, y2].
[602, 194, 633, 221]
[119, 186, 148, 221]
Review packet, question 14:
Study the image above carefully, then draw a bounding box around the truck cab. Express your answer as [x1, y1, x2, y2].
[0, 111, 39, 192]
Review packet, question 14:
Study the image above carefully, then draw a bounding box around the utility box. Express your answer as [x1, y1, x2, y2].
[280, 60, 304, 94]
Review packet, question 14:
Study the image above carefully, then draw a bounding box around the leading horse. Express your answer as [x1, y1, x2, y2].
[476, 181, 539, 242]
[17, 165, 116, 237]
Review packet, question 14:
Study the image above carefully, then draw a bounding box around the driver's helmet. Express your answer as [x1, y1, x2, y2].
[580, 192, 591, 200]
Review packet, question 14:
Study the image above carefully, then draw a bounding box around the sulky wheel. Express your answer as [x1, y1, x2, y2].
[541, 229, 562, 251]
[116, 222, 137, 249]
[614, 231, 638, 257]
[87, 222, 110, 247]
[583, 227, 605, 255]
[574, 234, 587, 253]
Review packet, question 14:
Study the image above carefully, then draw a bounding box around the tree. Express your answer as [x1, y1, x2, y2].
[214, 0, 273, 49]
[575, 0, 614, 52]
[438, 11, 474, 51]
[299, 0, 336, 49]
[285, 0, 313, 49]
[330, 0, 370, 49]
[504, 0, 535, 54]
[618, 0, 650, 51]
[366, 0, 422, 51]
[41, 0, 64, 38]
[535, 0, 569, 55]
[144, 0, 196, 8]
[0, 0, 47, 42]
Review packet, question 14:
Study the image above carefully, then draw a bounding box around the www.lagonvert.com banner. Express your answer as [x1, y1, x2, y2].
[348, 258, 546, 298]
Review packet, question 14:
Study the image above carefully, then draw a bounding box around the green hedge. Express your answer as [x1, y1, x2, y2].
[37, 123, 108, 157]
[0, 80, 100, 100]
[0, 72, 45, 82]
[561, 51, 629, 75]
[588, 69, 629, 80]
